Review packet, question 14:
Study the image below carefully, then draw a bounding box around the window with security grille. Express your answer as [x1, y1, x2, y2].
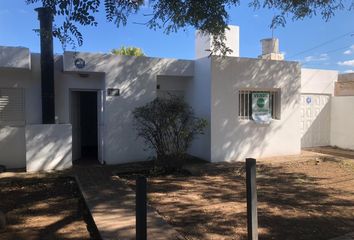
[238, 89, 281, 120]
[0, 88, 25, 126]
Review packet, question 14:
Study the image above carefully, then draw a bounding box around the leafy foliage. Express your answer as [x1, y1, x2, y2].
[26, 0, 353, 52]
[249, 0, 351, 28]
[111, 46, 145, 56]
[26, 0, 101, 49]
[133, 97, 207, 169]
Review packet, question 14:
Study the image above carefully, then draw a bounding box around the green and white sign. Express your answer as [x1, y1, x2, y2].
[252, 92, 271, 124]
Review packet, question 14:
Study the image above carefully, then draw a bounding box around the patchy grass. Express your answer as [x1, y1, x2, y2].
[0, 172, 93, 240]
[144, 155, 354, 240]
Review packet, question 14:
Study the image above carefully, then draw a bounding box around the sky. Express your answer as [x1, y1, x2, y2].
[0, 1, 354, 73]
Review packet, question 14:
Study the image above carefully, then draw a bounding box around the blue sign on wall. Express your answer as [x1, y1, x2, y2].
[306, 96, 312, 104]
[74, 58, 86, 69]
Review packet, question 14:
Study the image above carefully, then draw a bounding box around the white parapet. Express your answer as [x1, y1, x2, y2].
[0, 46, 31, 70]
[26, 124, 72, 172]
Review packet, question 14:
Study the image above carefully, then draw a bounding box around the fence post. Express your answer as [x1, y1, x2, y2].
[246, 158, 258, 240]
[136, 176, 147, 240]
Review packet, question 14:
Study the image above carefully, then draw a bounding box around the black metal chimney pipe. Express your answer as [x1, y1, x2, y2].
[36, 7, 55, 124]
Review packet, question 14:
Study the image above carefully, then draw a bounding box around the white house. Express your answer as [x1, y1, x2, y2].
[0, 25, 351, 172]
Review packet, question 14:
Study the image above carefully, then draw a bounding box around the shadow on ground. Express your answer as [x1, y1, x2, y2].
[0, 174, 93, 240]
[2, 154, 354, 240]
[146, 158, 354, 240]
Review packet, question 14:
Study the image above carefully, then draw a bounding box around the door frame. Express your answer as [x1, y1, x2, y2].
[69, 88, 105, 164]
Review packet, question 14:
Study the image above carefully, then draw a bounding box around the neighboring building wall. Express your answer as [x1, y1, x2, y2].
[338, 72, 354, 82]
[301, 68, 337, 95]
[335, 73, 354, 96]
[211, 57, 301, 162]
[330, 96, 354, 150]
[335, 81, 354, 96]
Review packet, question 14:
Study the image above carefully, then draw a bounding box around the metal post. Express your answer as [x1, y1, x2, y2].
[136, 176, 147, 240]
[246, 158, 258, 240]
[35, 7, 55, 124]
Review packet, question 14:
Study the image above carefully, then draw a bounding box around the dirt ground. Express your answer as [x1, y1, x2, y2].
[0, 172, 92, 240]
[146, 152, 354, 240]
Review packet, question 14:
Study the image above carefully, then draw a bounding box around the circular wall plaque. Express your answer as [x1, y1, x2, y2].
[306, 97, 312, 104]
[74, 58, 86, 69]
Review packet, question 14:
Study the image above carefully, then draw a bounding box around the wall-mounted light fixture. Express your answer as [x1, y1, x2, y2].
[107, 88, 120, 96]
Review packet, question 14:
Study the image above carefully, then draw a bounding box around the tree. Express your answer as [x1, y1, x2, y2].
[26, 0, 353, 53]
[111, 46, 145, 56]
[133, 97, 207, 170]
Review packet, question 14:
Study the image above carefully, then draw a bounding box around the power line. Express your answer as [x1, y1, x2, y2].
[324, 44, 353, 55]
[296, 44, 354, 65]
[288, 30, 354, 59]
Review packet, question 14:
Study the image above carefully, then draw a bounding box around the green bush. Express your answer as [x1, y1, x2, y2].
[133, 97, 207, 171]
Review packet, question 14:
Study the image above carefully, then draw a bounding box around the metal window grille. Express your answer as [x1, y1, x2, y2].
[238, 90, 280, 120]
[0, 88, 25, 126]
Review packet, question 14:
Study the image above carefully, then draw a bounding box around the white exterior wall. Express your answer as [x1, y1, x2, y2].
[157, 76, 191, 91]
[157, 76, 192, 98]
[211, 57, 301, 162]
[0, 53, 103, 169]
[0, 54, 41, 168]
[63, 52, 194, 164]
[4, 46, 343, 168]
[0, 55, 42, 124]
[55, 59, 105, 124]
[0, 46, 31, 69]
[0, 48, 195, 169]
[300, 68, 338, 148]
[330, 97, 354, 150]
[0, 127, 26, 168]
[185, 57, 212, 160]
[103, 57, 159, 164]
[26, 124, 72, 172]
[301, 68, 337, 95]
[300, 94, 331, 147]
